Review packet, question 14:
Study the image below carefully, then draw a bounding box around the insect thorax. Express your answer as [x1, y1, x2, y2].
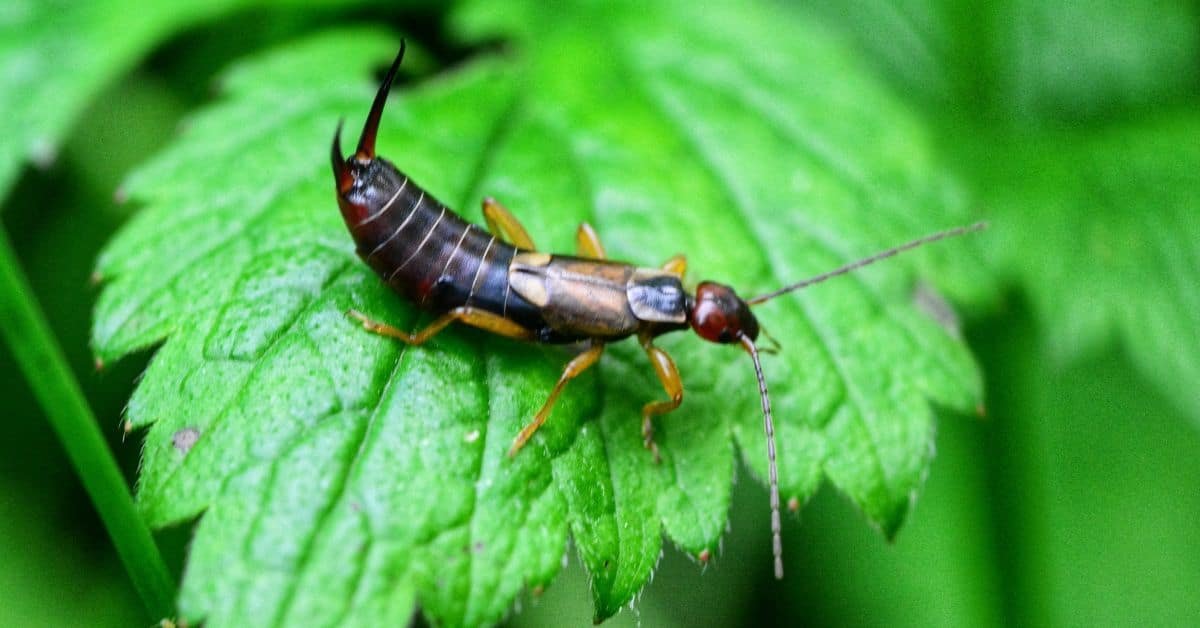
[626, 268, 687, 324]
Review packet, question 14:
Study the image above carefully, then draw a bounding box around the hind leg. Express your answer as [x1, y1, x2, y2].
[509, 342, 606, 456]
[348, 306, 535, 345]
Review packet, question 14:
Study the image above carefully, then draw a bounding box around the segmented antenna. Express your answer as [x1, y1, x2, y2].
[356, 39, 407, 161]
[741, 335, 783, 579]
[747, 222, 988, 305]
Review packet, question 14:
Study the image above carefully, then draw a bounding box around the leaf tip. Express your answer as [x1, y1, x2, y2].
[588, 568, 623, 624]
[879, 501, 911, 542]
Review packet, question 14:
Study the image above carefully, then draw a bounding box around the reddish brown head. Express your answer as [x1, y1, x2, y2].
[687, 281, 760, 344]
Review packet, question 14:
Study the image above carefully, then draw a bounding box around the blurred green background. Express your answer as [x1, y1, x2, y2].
[2, 1, 1197, 626]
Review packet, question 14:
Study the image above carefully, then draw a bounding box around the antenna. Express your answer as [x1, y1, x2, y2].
[741, 335, 783, 579]
[747, 222, 988, 306]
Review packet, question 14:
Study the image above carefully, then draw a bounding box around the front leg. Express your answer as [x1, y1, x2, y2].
[661, 254, 686, 277]
[638, 332, 684, 463]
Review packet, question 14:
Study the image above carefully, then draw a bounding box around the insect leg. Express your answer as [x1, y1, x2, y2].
[509, 341, 606, 457]
[575, 222, 607, 259]
[638, 332, 684, 463]
[661, 254, 687, 277]
[348, 306, 535, 345]
[482, 197, 537, 250]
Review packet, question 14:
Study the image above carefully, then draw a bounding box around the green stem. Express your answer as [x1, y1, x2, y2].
[0, 229, 176, 619]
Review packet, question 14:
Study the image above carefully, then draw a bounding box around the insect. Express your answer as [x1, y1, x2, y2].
[331, 42, 985, 579]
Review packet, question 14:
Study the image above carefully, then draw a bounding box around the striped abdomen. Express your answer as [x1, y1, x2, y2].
[336, 157, 548, 333]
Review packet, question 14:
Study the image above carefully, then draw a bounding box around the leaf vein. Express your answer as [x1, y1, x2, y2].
[271, 344, 412, 625]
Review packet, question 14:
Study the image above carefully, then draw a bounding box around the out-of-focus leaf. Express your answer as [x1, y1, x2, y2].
[799, 2, 1200, 424]
[988, 0, 1199, 120]
[956, 114, 1200, 425]
[793, 0, 980, 108]
[0, 0, 372, 202]
[0, 480, 143, 627]
[796, 0, 1199, 121]
[979, 312, 1200, 627]
[93, 1, 990, 624]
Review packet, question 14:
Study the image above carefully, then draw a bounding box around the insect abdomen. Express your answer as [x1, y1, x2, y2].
[339, 158, 545, 331]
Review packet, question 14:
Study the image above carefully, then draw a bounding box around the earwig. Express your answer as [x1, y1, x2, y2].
[332, 43, 987, 580]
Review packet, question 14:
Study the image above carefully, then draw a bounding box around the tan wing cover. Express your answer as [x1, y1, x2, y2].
[509, 253, 641, 338]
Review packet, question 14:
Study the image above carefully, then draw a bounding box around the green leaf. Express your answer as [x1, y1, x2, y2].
[955, 114, 1200, 426]
[975, 309, 1200, 627]
[792, 1, 1200, 426]
[93, 2, 989, 625]
[782, 1, 1195, 427]
[798, 0, 1200, 121]
[0, 0, 208, 199]
[782, 415, 1005, 628]
[0, 477, 144, 627]
[794, 0, 978, 108]
[987, 0, 1199, 121]
[0, 0, 374, 202]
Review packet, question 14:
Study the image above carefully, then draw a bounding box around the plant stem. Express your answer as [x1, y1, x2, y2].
[0, 229, 176, 619]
